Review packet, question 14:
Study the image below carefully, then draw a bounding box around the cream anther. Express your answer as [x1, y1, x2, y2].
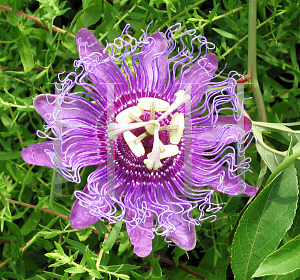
[159, 125, 179, 131]
[128, 112, 143, 122]
[116, 106, 144, 124]
[150, 102, 156, 120]
[108, 120, 155, 140]
[170, 112, 185, 144]
[157, 90, 190, 122]
[144, 124, 162, 170]
[123, 131, 145, 157]
[137, 97, 170, 111]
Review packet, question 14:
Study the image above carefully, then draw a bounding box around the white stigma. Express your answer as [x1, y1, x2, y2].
[144, 124, 162, 170]
[109, 90, 187, 169]
[157, 90, 190, 122]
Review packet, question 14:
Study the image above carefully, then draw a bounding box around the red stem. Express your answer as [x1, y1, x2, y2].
[2, 198, 206, 279]
[0, 5, 75, 37]
[1, 66, 71, 74]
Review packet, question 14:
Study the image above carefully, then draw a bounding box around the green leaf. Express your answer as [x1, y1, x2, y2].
[6, 220, 25, 245]
[75, 0, 103, 31]
[208, 3, 219, 22]
[64, 266, 85, 274]
[253, 234, 300, 277]
[20, 210, 43, 236]
[212, 28, 239, 40]
[104, 221, 122, 250]
[106, 264, 140, 273]
[0, 151, 21, 161]
[94, 220, 109, 235]
[4, 11, 22, 26]
[64, 237, 98, 258]
[88, 269, 103, 279]
[139, 0, 160, 20]
[231, 163, 299, 280]
[262, 270, 300, 280]
[131, 271, 148, 280]
[17, 31, 34, 73]
[1, 272, 24, 280]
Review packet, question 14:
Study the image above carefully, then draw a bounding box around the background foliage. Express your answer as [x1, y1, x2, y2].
[0, 0, 300, 279]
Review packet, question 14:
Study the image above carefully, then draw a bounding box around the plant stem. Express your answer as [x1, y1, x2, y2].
[247, 0, 267, 122]
[202, 6, 243, 28]
[221, 10, 286, 58]
[157, 0, 207, 31]
[0, 5, 75, 37]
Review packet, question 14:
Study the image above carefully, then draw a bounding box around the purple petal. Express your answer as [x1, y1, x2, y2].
[76, 28, 112, 82]
[164, 192, 196, 251]
[179, 53, 218, 100]
[126, 210, 154, 258]
[70, 184, 100, 229]
[21, 142, 54, 168]
[142, 32, 168, 87]
[194, 162, 258, 196]
[33, 94, 102, 127]
[193, 115, 252, 145]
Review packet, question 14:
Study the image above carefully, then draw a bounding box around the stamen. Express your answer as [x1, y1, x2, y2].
[116, 106, 144, 124]
[150, 102, 156, 120]
[147, 144, 179, 159]
[170, 112, 185, 144]
[123, 131, 145, 157]
[108, 120, 155, 140]
[133, 132, 148, 144]
[157, 90, 190, 122]
[144, 124, 162, 170]
[159, 125, 179, 131]
[128, 113, 143, 122]
[137, 97, 170, 111]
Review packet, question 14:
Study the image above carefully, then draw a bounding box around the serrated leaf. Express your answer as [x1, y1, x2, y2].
[231, 163, 299, 280]
[262, 270, 300, 280]
[253, 234, 300, 277]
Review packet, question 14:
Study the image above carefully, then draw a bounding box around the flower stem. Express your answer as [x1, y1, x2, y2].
[247, 0, 267, 122]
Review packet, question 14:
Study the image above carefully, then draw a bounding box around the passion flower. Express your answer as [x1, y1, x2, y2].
[22, 24, 258, 257]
